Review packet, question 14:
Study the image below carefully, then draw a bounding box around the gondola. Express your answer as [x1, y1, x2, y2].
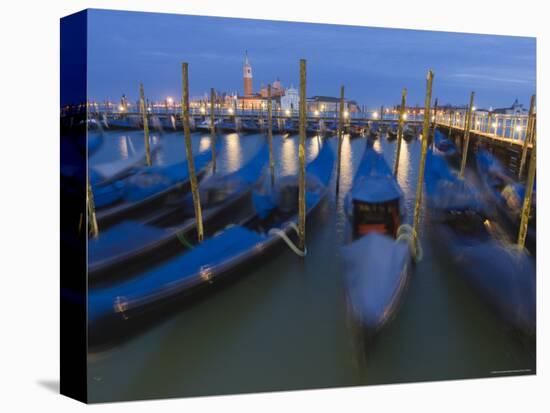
[196, 119, 221, 132]
[403, 125, 415, 141]
[283, 119, 299, 135]
[108, 115, 142, 130]
[150, 114, 177, 131]
[341, 143, 412, 337]
[306, 121, 322, 136]
[240, 119, 261, 133]
[88, 142, 334, 347]
[433, 130, 459, 165]
[93, 146, 213, 230]
[367, 123, 379, 140]
[476, 149, 536, 255]
[90, 142, 162, 188]
[424, 149, 535, 336]
[218, 119, 238, 133]
[386, 126, 398, 141]
[89, 143, 269, 282]
[348, 123, 364, 138]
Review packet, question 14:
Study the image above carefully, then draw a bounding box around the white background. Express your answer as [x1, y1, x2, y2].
[0, 0, 548, 411]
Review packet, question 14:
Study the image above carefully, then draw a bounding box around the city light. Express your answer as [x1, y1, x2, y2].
[344, 111, 349, 118]
[516, 125, 522, 132]
[285, 109, 291, 116]
[372, 111, 379, 119]
[118, 105, 125, 112]
[200, 107, 206, 114]
[314, 110, 320, 116]
[166, 96, 174, 105]
[492, 122, 498, 128]
[472, 106, 476, 111]
[402, 113, 407, 120]
[228, 107, 234, 114]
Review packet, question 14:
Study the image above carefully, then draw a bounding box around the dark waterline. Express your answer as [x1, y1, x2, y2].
[87, 129, 535, 402]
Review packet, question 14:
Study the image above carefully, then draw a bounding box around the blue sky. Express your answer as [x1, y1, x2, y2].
[87, 9, 536, 109]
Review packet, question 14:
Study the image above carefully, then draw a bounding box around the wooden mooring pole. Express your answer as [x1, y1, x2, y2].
[87, 177, 99, 238]
[210, 88, 217, 174]
[412, 70, 434, 257]
[336, 85, 345, 194]
[267, 84, 275, 185]
[139, 83, 152, 167]
[298, 59, 307, 253]
[459, 91, 475, 179]
[517, 124, 536, 249]
[518, 94, 536, 179]
[182, 63, 204, 243]
[393, 88, 407, 176]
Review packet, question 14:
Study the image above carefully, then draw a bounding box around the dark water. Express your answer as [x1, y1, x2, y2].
[87, 128, 535, 403]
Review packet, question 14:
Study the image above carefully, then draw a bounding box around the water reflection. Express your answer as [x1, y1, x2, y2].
[117, 135, 129, 160]
[86, 129, 535, 403]
[224, 133, 242, 174]
[199, 135, 211, 153]
[280, 136, 297, 176]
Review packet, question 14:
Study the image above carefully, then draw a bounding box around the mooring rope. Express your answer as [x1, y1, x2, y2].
[176, 231, 194, 249]
[396, 224, 423, 262]
[268, 222, 307, 257]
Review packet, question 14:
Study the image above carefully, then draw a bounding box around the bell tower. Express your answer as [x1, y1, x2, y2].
[243, 51, 253, 97]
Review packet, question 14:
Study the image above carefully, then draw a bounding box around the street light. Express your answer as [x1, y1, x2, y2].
[314, 110, 320, 116]
[166, 96, 174, 105]
[372, 111, 379, 119]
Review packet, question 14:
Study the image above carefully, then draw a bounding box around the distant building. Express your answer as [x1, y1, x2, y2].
[280, 86, 299, 111]
[307, 96, 358, 113]
[243, 51, 253, 97]
[260, 78, 285, 98]
[492, 99, 527, 115]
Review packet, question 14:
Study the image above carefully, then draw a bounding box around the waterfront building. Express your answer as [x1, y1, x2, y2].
[280, 86, 299, 111]
[492, 99, 527, 115]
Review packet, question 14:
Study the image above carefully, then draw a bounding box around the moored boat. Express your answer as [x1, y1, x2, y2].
[341, 143, 412, 337]
[475, 149, 536, 255]
[93, 145, 213, 230]
[88, 141, 335, 347]
[433, 130, 459, 165]
[89, 143, 270, 282]
[424, 149, 535, 336]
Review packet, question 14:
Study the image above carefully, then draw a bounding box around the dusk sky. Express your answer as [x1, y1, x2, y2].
[87, 9, 536, 109]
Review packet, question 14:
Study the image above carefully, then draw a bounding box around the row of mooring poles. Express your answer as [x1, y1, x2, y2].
[458, 91, 475, 179]
[518, 94, 536, 179]
[182, 63, 204, 243]
[393, 88, 407, 176]
[336, 85, 345, 194]
[298, 59, 307, 253]
[411, 70, 434, 258]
